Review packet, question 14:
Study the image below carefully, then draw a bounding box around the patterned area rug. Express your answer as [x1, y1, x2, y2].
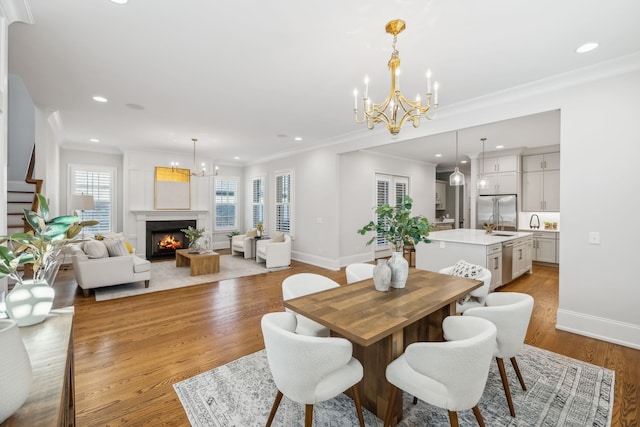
[94, 255, 277, 301]
[174, 344, 614, 427]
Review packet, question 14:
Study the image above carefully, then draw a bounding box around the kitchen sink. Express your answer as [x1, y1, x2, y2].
[493, 233, 515, 237]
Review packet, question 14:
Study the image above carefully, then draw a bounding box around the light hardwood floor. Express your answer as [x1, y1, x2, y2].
[51, 255, 638, 426]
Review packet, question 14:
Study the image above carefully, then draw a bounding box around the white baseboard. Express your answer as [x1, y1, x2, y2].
[339, 252, 375, 268]
[291, 251, 340, 271]
[556, 308, 640, 350]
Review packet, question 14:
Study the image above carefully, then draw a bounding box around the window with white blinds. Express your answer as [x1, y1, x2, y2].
[214, 177, 238, 230]
[375, 174, 409, 247]
[69, 166, 115, 234]
[252, 177, 264, 228]
[275, 171, 292, 233]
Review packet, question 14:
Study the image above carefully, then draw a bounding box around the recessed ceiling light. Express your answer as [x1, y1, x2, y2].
[234, 156, 240, 160]
[294, 137, 302, 142]
[92, 95, 108, 103]
[496, 145, 505, 149]
[576, 42, 599, 54]
[90, 138, 100, 143]
[435, 153, 442, 158]
[110, 0, 128, 4]
[460, 160, 468, 164]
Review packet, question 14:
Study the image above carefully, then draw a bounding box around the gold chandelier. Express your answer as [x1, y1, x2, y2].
[171, 138, 218, 177]
[353, 19, 439, 137]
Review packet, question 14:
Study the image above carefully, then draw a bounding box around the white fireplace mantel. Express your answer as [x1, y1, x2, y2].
[132, 210, 209, 258]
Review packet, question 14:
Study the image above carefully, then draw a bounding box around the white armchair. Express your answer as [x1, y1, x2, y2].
[231, 229, 257, 259]
[384, 316, 497, 427]
[261, 312, 365, 427]
[282, 273, 340, 337]
[464, 292, 534, 417]
[439, 264, 492, 314]
[256, 233, 291, 269]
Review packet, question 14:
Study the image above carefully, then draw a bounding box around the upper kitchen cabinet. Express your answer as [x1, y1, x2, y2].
[522, 152, 560, 211]
[478, 155, 520, 196]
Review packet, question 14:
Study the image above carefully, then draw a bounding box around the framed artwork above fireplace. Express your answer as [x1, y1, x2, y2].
[154, 166, 191, 210]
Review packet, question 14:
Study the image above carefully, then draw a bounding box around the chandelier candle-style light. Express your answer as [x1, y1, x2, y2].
[353, 19, 439, 137]
[171, 138, 218, 177]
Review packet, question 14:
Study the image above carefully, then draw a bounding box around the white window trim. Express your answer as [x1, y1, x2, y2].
[252, 176, 265, 229]
[274, 169, 294, 236]
[68, 164, 117, 234]
[213, 175, 239, 231]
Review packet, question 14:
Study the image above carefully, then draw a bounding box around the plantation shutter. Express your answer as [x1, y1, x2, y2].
[214, 178, 238, 229]
[70, 166, 115, 234]
[252, 177, 265, 228]
[374, 174, 409, 248]
[275, 172, 292, 233]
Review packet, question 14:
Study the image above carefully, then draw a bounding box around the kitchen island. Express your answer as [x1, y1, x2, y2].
[416, 229, 534, 289]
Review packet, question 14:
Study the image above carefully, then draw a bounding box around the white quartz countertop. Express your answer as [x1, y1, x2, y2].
[426, 229, 534, 245]
[518, 228, 560, 233]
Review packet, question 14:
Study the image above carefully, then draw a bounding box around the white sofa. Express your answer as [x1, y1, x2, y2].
[71, 239, 151, 297]
[231, 229, 257, 259]
[256, 233, 291, 269]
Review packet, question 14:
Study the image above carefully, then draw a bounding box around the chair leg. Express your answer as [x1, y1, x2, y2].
[265, 390, 283, 427]
[496, 357, 516, 417]
[82, 288, 90, 298]
[144, 279, 149, 288]
[472, 405, 486, 427]
[510, 356, 527, 390]
[305, 404, 313, 427]
[412, 396, 418, 405]
[383, 384, 398, 427]
[447, 410, 460, 427]
[352, 385, 365, 427]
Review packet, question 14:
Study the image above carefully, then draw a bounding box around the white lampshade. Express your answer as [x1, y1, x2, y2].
[72, 194, 95, 211]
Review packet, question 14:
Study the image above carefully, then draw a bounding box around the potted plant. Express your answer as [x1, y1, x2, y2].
[256, 221, 264, 237]
[357, 195, 431, 288]
[181, 226, 205, 253]
[0, 194, 98, 326]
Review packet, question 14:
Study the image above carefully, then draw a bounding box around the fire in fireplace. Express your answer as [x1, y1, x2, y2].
[146, 220, 197, 260]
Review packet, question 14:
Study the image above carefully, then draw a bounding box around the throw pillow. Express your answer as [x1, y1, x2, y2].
[83, 240, 109, 259]
[124, 240, 134, 254]
[272, 232, 285, 243]
[450, 259, 481, 278]
[103, 239, 130, 257]
[245, 229, 258, 238]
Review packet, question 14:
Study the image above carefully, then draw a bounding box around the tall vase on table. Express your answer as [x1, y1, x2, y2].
[372, 259, 392, 292]
[388, 251, 409, 288]
[0, 319, 33, 422]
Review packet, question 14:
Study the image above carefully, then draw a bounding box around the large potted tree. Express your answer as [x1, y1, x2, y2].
[357, 195, 431, 288]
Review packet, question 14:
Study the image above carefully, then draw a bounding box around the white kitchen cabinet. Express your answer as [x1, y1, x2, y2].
[435, 180, 447, 209]
[522, 152, 560, 172]
[486, 243, 503, 290]
[478, 171, 519, 195]
[512, 237, 533, 279]
[484, 155, 519, 173]
[522, 152, 560, 211]
[532, 231, 557, 263]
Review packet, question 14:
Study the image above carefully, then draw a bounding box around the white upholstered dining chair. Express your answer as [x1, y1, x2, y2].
[261, 312, 365, 427]
[439, 261, 492, 314]
[282, 273, 340, 337]
[464, 292, 534, 417]
[345, 263, 375, 284]
[383, 316, 497, 427]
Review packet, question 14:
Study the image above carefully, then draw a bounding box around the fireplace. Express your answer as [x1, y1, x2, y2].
[146, 220, 197, 260]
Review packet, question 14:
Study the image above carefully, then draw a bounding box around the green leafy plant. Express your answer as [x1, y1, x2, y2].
[0, 194, 99, 284]
[181, 226, 205, 243]
[226, 230, 240, 238]
[357, 195, 431, 252]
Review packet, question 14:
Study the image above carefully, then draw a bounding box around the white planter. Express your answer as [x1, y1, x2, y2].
[5, 280, 55, 327]
[0, 319, 33, 422]
[389, 251, 409, 288]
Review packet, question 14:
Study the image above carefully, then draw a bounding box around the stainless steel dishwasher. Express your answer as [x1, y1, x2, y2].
[502, 241, 514, 284]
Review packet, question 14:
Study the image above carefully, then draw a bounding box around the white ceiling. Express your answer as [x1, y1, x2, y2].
[7, 0, 640, 167]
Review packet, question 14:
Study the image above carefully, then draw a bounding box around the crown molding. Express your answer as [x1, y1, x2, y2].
[0, 0, 33, 25]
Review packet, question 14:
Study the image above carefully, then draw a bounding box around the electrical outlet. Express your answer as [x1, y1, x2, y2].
[589, 232, 600, 245]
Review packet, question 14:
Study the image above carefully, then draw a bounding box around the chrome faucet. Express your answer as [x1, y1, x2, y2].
[529, 214, 540, 229]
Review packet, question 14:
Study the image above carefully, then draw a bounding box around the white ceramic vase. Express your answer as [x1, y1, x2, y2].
[5, 280, 55, 327]
[388, 251, 409, 288]
[372, 259, 391, 292]
[0, 319, 33, 422]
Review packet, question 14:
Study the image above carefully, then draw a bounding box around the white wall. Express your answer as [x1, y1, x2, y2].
[7, 73, 33, 181]
[1, 16, 8, 295]
[339, 150, 436, 265]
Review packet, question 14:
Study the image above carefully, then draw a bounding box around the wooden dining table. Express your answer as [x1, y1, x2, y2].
[283, 268, 481, 426]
